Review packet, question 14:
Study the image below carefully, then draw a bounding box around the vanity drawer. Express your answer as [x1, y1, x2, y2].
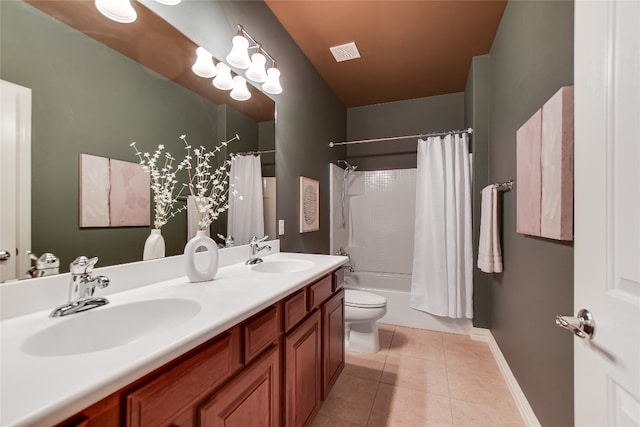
[126, 326, 242, 427]
[283, 288, 308, 332]
[244, 306, 280, 363]
[308, 275, 333, 310]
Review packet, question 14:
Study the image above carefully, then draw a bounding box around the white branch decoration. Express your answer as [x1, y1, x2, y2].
[130, 142, 188, 229]
[180, 134, 242, 230]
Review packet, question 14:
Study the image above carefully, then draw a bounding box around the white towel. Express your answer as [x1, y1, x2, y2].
[478, 185, 503, 273]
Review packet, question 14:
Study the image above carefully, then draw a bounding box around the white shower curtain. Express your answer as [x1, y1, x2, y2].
[227, 155, 265, 245]
[410, 133, 473, 319]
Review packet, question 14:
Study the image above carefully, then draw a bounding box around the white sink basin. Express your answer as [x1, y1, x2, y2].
[249, 259, 315, 274]
[22, 298, 201, 357]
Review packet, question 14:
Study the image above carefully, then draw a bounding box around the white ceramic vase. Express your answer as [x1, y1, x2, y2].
[143, 228, 165, 260]
[184, 230, 219, 282]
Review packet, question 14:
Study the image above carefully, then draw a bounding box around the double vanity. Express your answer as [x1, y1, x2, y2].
[0, 242, 347, 426]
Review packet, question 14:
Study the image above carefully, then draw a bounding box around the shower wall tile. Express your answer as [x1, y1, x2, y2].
[347, 172, 365, 196]
[348, 169, 416, 274]
[330, 164, 348, 254]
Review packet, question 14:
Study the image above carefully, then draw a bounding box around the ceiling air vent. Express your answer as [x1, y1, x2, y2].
[329, 42, 361, 62]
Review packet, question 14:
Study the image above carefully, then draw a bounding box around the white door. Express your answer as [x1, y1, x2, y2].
[573, 1, 640, 425]
[0, 79, 31, 282]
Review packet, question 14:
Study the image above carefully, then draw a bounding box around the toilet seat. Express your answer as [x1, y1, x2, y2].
[345, 289, 386, 308]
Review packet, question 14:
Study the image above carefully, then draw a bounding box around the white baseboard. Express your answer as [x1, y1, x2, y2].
[471, 327, 541, 427]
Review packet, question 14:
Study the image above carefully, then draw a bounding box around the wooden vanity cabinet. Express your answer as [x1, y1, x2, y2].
[126, 326, 243, 427]
[54, 392, 120, 427]
[284, 269, 345, 427]
[243, 305, 281, 364]
[56, 268, 346, 427]
[284, 310, 322, 427]
[199, 345, 281, 427]
[321, 289, 345, 400]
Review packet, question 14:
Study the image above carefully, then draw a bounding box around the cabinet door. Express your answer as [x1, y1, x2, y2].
[284, 310, 321, 427]
[200, 345, 280, 427]
[127, 328, 242, 426]
[322, 289, 344, 400]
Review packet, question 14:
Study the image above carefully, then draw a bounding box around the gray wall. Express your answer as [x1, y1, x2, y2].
[1, 1, 226, 270]
[464, 55, 491, 328]
[485, 1, 575, 425]
[346, 93, 464, 170]
[259, 121, 276, 177]
[145, 1, 347, 254]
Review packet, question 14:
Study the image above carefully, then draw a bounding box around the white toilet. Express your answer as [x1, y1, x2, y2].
[344, 289, 387, 354]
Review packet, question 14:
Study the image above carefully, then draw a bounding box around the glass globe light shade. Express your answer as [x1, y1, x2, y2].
[95, 0, 137, 23]
[226, 35, 251, 69]
[230, 76, 251, 101]
[213, 63, 234, 91]
[192, 47, 217, 78]
[245, 52, 267, 83]
[262, 67, 283, 95]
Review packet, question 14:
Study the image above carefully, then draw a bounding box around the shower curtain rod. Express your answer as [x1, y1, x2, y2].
[230, 149, 276, 156]
[328, 127, 473, 147]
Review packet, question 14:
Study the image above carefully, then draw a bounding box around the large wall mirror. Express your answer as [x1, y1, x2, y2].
[0, 0, 276, 279]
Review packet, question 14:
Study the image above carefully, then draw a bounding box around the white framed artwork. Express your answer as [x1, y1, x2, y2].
[299, 176, 319, 233]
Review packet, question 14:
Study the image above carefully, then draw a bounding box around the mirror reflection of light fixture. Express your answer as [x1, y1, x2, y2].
[245, 50, 267, 83]
[230, 76, 251, 101]
[226, 25, 283, 95]
[95, 0, 137, 24]
[262, 66, 283, 95]
[192, 47, 217, 78]
[213, 63, 234, 90]
[95, 0, 180, 24]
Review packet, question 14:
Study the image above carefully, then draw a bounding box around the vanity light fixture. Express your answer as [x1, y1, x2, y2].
[262, 66, 282, 95]
[245, 49, 268, 83]
[230, 76, 252, 101]
[191, 47, 217, 78]
[226, 25, 283, 95]
[213, 63, 234, 91]
[95, 0, 180, 24]
[95, 0, 137, 24]
[226, 32, 252, 69]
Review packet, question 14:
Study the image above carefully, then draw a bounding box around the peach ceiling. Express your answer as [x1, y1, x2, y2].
[265, 1, 507, 108]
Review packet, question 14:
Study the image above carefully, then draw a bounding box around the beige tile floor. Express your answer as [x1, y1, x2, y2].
[313, 324, 526, 427]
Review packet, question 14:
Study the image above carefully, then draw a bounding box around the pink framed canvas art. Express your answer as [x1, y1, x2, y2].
[79, 154, 110, 227]
[109, 158, 150, 227]
[79, 154, 150, 227]
[516, 86, 574, 241]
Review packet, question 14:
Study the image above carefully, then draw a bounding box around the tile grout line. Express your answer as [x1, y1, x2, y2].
[364, 326, 394, 426]
[443, 338, 456, 426]
[364, 379, 382, 427]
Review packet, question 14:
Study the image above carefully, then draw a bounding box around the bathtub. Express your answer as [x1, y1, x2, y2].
[344, 271, 472, 335]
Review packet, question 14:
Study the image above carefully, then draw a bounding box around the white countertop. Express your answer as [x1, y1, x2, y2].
[0, 251, 346, 427]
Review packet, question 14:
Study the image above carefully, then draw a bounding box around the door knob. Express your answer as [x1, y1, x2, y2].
[0, 250, 10, 261]
[555, 308, 595, 339]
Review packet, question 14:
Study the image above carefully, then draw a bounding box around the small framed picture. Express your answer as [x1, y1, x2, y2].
[299, 176, 319, 233]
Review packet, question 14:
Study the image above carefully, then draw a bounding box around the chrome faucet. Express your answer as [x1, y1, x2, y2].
[50, 256, 110, 317]
[337, 247, 354, 272]
[246, 236, 271, 265]
[27, 251, 60, 278]
[217, 234, 235, 248]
